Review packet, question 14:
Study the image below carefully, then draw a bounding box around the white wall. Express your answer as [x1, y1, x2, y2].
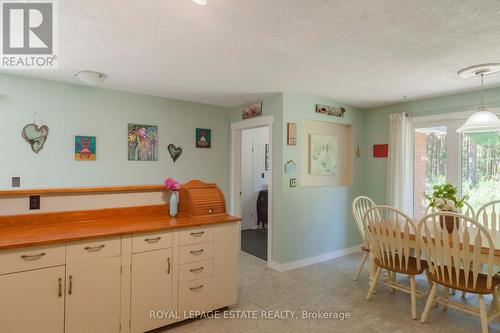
[241, 127, 269, 228]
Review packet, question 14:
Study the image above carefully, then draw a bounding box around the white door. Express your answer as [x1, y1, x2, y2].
[65, 256, 121, 333]
[0, 266, 65, 333]
[241, 138, 254, 230]
[131, 248, 174, 333]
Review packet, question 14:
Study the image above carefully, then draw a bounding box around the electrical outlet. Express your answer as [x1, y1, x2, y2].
[12, 177, 20, 188]
[29, 196, 40, 210]
[289, 178, 297, 187]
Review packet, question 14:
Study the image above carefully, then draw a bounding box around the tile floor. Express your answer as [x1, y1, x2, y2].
[156, 251, 500, 332]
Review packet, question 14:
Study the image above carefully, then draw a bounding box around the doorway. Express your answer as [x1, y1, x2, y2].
[240, 127, 269, 261]
[230, 115, 273, 264]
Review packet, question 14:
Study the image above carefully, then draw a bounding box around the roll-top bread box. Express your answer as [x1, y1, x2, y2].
[179, 180, 227, 216]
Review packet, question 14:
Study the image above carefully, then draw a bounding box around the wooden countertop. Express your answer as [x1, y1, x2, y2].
[0, 205, 241, 250]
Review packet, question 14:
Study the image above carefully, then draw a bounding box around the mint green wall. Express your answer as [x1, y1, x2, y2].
[364, 87, 500, 206]
[230, 94, 284, 261]
[231, 93, 365, 264]
[279, 93, 365, 263]
[0, 74, 231, 195]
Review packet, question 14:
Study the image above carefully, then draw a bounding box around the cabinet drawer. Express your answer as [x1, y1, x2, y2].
[179, 259, 213, 282]
[0, 244, 65, 275]
[179, 227, 213, 246]
[66, 237, 121, 263]
[179, 242, 213, 264]
[132, 231, 172, 253]
[178, 277, 214, 314]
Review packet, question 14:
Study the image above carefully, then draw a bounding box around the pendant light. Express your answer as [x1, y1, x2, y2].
[457, 64, 500, 133]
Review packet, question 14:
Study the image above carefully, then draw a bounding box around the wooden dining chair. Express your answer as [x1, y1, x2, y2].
[352, 196, 376, 281]
[418, 212, 500, 333]
[364, 205, 427, 319]
[477, 200, 500, 232]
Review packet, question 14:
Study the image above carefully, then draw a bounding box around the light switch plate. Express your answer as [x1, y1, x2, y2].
[289, 178, 297, 187]
[12, 177, 20, 188]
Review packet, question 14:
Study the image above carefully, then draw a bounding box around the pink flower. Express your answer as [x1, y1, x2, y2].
[164, 178, 180, 191]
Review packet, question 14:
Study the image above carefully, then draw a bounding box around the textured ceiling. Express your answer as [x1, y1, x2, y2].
[3, 0, 500, 108]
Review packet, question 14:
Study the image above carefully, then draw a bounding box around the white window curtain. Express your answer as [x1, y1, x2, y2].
[387, 113, 414, 216]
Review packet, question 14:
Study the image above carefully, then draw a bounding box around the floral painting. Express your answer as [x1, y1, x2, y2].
[75, 136, 96, 161]
[128, 124, 158, 161]
[309, 134, 338, 175]
[242, 102, 262, 120]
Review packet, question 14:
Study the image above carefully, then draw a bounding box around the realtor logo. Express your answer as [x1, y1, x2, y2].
[1, 0, 57, 68]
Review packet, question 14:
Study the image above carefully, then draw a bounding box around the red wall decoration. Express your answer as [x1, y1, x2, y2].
[373, 144, 389, 158]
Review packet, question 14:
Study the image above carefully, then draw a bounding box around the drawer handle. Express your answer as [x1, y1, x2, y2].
[167, 258, 171, 274]
[190, 284, 204, 291]
[20, 252, 46, 260]
[190, 266, 204, 273]
[68, 275, 73, 295]
[84, 245, 105, 252]
[190, 231, 205, 237]
[208, 209, 213, 214]
[58, 278, 63, 298]
[145, 236, 162, 243]
[190, 249, 204, 255]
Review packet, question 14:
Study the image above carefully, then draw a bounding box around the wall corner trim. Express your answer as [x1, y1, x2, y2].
[267, 244, 362, 272]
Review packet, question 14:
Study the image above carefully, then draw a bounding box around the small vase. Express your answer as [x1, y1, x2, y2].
[439, 213, 457, 233]
[169, 191, 178, 217]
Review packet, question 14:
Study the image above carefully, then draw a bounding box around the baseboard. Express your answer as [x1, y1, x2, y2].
[267, 244, 362, 272]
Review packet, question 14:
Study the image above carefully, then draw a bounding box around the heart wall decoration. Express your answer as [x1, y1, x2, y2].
[22, 123, 49, 153]
[167, 143, 182, 162]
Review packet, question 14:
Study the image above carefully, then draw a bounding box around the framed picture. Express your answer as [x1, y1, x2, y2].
[309, 134, 338, 175]
[287, 122, 297, 145]
[242, 102, 262, 120]
[195, 128, 211, 148]
[75, 136, 96, 161]
[128, 124, 158, 161]
[265, 144, 269, 170]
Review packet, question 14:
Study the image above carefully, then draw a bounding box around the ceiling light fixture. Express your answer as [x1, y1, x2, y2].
[75, 71, 106, 85]
[192, 0, 207, 5]
[457, 64, 500, 133]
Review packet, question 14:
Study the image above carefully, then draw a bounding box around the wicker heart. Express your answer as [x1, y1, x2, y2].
[167, 144, 182, 162]
[22, 124, 49, 153]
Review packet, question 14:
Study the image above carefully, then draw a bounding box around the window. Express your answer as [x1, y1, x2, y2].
[412, 112, 500, 218]
[461, 132, 500, 210]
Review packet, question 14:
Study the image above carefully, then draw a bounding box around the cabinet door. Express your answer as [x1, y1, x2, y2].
[0, 266, 65, 333]
[65, 256, 121, 333]
[131, 248, 174, 333]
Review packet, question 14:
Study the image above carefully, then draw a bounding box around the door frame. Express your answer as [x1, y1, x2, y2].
[230, 115, 274, 264]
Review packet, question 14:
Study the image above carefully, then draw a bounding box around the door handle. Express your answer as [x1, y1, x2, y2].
[190, 284, 204, 291]
[84, 245, 105, 252]
[20, 253, 46, 260]
[167, 258, 171, 274]
[190, 266, 204, 273]
[58, 278, 62, 297]
[68, 275, 73, 295]
[145, 237, 161, 243]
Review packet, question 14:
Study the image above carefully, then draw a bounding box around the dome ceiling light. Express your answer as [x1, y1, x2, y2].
[457, 64, 500, 133]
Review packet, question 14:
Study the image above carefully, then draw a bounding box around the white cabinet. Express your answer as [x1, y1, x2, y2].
[0, 266, 65, 333]
[65, 256, 121, 333]
[130, 248, 174, 333]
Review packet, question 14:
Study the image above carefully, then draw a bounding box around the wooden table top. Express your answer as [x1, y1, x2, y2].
[0, 205, 241, 250]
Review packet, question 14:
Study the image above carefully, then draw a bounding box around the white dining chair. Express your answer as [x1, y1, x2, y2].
[352, 196, 376, 281]
[364, 205, 427, 320]
[426, 203, 476, 297]
[477, 200, 500, 232]
[418, 211, 500, 333]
